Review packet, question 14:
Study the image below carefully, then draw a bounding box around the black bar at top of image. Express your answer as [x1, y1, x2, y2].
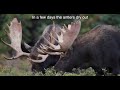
[0, 0, 119, 14]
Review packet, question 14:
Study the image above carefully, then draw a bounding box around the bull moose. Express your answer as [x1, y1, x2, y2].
[2, 18, 120, 75]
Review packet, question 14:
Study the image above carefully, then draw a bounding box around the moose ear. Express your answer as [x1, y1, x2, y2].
[24, 42, 32, 52]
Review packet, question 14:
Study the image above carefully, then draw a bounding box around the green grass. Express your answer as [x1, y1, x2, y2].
[0, 66, 96, 76]
[0, 66, 117, 76]
[0, 55, 118, 76]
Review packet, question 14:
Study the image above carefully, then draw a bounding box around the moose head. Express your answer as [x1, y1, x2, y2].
[1, 18, 81, 63]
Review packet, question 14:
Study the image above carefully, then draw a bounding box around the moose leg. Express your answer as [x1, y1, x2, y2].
[110, 55, 120, 76]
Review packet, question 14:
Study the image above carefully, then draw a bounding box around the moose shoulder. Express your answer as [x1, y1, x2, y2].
[54, 25, 120, 75]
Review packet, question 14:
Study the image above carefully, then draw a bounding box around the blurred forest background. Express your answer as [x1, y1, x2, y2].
[0, 14, 120, 76]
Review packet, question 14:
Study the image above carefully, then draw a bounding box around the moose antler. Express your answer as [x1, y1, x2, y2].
[1, 18, 30, 60]
[40, 20, 81, 55]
